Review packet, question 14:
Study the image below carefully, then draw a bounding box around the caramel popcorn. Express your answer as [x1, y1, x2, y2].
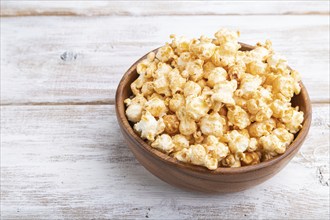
[125, 29, 304, 170]
[151, 134, 175, 154]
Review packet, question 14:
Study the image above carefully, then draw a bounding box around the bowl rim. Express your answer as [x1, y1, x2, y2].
[115, 42, 312, 175]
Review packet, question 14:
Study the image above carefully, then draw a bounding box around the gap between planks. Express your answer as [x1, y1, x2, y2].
[1, 1, 329, 17]
[0, 100, 115, 106]
[1, 99, 329, 107]
[2, 12, 329, 17]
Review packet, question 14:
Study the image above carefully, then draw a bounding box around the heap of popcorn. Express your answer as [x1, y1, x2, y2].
[124, 29, 304, 170]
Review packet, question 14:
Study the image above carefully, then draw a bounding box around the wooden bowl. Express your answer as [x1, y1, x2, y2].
[115, 43, 312, 193]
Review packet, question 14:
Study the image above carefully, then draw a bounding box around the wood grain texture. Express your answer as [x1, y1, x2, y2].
[1, 2, 329, 218]
[1, 15, 329, 105]
[1, 104, 329, 219]
[1, 1, 329, 17]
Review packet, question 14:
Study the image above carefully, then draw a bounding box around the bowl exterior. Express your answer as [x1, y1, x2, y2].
[117, 117, 307, 192]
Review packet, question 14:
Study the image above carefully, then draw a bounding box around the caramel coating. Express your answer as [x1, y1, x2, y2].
[163, 115, 180, 135]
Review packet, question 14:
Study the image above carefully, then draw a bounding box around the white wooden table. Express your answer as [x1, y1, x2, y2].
[1, 1, 329, 219]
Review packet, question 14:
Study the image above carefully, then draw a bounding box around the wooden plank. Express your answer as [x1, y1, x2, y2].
[1, 1, 329, 17]
[1, 15, 329, 105]
[1, 104, 329, 219]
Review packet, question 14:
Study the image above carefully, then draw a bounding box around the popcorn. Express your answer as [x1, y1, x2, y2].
[206, 67, 228, 87]
[211, 80, 237, 105]
[145, 97, 168, 117]
[247, 138, 259, 152]
[169, 93, 185, 112]
[204, 136, 229, 160]
[197, 79, 207, 89]
[193, 131, 204, 144]
[185, 95, 210, 120]
[260, 128, 294, 155]
[225, 130, 250, 153]
[249, 46, 270, 62]
[176, 107, 198, 135]
[130, 74, 147, 95]
[125, 28, 304, 170]
[137, 52, 156, 76]
[153, 74, 171, 97]
[151, 134, 175, 154]
[203, 135, 219, 146]
[267, 54, 288, 71]
[124, 94, 147, 122]
[163, 114, 180, 135]
[125, 104, 143, 123]
[255, 106, 273, 122]
[222, 154, 241, 167]
[240, 152, 261, 165]
[281, 107, 304, 133]
[246, 99, 265, 115]
[179, 117, 197, 136]
[273, 128, 294, 145]
[174, 144, 208, 166]
[273, 76, 296, 99]
[177, 52, 193, 71]
[233, 95, 247, 109]
[248, 118, 276, 137]
[189, 144, 207, 166]
[170, 35, 190, 53]
[153, 62, 172, 78]
[255, 87, 273, 102]
[200, 112, 224, 136]
[212, 29, 241, 67]
[227, 106, 251, 129]
[185, 59, 204, 82]
[174, 148, 190, 163]
[125, 93, 147, 106]
[248, 61, 267, 75]
[168, 69, 186, 94]
[204, 155, 218, 170]
[156, 44, 175, 62]
[190, 39, 216, 60]
[228, 62, 246, 80]
[172, 134, 190, 151]
[183, 81, 202, 97]
[238, 74, 263, 97]
[203, 61, 216, 78]
[134, 111, 165, 141]
[212, 43, 240, 67]
[259, 134, 284, 155]
[141, 81, 154, 97]
[214, 28, 240, 45]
